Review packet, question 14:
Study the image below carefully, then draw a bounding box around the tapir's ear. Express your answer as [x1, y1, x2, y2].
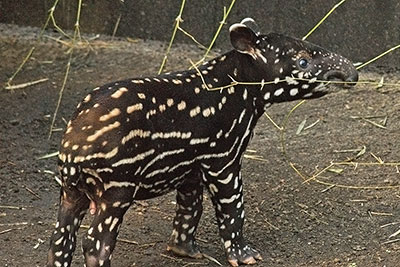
[229, 23, 258, 54]
[240, 18, 261, 36]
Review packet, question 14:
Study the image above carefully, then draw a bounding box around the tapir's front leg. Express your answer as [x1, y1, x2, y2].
[167, 173, 204, 258]
[201, 166, 262, 266]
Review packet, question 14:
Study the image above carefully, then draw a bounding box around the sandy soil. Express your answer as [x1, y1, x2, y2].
[0, 23, 400, 266]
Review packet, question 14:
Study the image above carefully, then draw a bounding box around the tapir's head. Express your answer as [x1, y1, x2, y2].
[229, 18, 358, 103]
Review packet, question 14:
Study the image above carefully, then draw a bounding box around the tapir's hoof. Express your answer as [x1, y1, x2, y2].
[166, 241, 203, 259]
[227, 245, 262, 266]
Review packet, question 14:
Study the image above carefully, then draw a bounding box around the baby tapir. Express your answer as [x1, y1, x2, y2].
[47, 18, 358, 267]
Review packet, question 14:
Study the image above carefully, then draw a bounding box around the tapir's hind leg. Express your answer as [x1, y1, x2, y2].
[82, 187, 133, 267]
[47, 185, 90, 267]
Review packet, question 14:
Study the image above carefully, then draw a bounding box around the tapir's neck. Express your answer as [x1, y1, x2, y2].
[202, 51, 271, 114]
[158, 50, 268, 120]
[188, 50, 243, 90]
[197, 50, 262, 86]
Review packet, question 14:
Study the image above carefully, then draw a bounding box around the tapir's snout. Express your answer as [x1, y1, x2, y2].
[323, 67, 358, 85]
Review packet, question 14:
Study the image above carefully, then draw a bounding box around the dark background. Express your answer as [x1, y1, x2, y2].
[1, 0, 399, 67]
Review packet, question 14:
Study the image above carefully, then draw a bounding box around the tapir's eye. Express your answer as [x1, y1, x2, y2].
[298, 58, 309, 69]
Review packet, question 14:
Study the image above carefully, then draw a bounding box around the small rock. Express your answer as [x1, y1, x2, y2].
[10, 119, 20, 126]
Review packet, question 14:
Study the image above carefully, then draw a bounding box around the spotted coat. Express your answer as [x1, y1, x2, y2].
[47, 18, 358, 267]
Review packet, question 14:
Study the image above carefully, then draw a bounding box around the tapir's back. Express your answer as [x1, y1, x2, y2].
[60, 57, 240, 166]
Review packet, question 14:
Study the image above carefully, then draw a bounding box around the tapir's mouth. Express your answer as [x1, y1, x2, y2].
[305, 68, 359, 98]
[307, 70, 357, 98]
[306, 82, 329, 98]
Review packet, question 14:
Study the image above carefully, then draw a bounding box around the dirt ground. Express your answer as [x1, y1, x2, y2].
[0, 23, 400, 267]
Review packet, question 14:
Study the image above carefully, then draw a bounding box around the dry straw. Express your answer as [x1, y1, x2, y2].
[47, 0, 83, 139]
[302, 0, 347, 40]
[158, 0, 236, 74]
[158, 0, 187, 74]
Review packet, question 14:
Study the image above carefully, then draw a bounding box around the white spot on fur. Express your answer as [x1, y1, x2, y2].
[290, 88, 299, 96]
[274, 88, 284, 96]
